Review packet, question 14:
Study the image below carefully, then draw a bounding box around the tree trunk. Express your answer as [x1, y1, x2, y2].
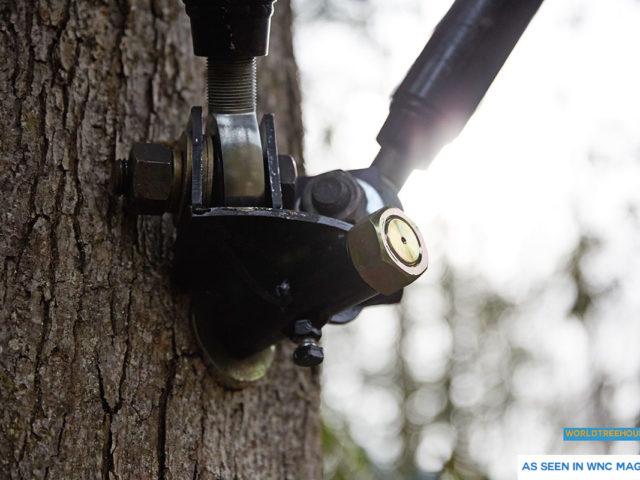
[0, 1, 320, 479]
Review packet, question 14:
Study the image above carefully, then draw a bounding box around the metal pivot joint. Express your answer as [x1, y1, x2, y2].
[113, 0, 541, 387]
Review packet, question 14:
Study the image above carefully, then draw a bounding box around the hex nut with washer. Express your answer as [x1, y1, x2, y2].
[347, 207, 428, 296]
[115, 143, 178, 215]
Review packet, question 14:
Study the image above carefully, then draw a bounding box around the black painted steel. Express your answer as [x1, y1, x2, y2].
[189, 107, 204, 207]
[260, 114, 284, 209]
[373, 0, 544, 190]
[146, 0, 543, 369]
[183, 0, 276, 58]
[174, 207, 377, 358]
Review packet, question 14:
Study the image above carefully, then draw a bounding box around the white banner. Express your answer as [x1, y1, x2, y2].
[518, 456, 640, 479]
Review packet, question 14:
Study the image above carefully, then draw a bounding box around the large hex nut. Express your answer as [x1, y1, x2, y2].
[127, 143, 176, 215]
[347, 207, 428, 295]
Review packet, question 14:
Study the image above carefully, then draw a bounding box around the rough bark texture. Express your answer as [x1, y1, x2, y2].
[0, 1, 320, 479]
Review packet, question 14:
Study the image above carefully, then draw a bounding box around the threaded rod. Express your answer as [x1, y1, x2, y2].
[112, 158, 131, 195]
[207, 58, 257, 114]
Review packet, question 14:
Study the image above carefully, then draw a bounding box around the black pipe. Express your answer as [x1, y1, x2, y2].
[372, 0, 544, 190]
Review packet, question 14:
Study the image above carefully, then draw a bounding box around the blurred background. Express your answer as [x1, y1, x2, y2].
[290, 0, 640, 478]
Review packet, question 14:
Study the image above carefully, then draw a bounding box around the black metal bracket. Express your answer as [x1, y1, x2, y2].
[170, 108, 426, 385]
[113, 0, 542, 387]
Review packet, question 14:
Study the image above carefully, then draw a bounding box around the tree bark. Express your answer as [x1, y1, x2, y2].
[0, 1, 320, 479]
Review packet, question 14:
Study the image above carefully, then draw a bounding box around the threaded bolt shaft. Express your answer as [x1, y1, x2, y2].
[112, 158, 131, 195]
[207, 58, 257, 114]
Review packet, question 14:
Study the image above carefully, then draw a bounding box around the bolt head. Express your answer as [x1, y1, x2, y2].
[293, 343, 324, 367]
[301, 170, 366, 223]
[311, 176, 349, 214]
[347, 207, 428, 295]
[126, 143, 175, 215]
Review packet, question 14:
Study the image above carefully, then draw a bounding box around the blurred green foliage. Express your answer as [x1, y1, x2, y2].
[322, 414, 375, 480]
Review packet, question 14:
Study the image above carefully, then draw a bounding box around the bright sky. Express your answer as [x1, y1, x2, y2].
[294, 0, 640, 477]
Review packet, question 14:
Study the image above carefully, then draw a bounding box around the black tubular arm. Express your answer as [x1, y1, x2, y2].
[372, 0, 544, 191]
